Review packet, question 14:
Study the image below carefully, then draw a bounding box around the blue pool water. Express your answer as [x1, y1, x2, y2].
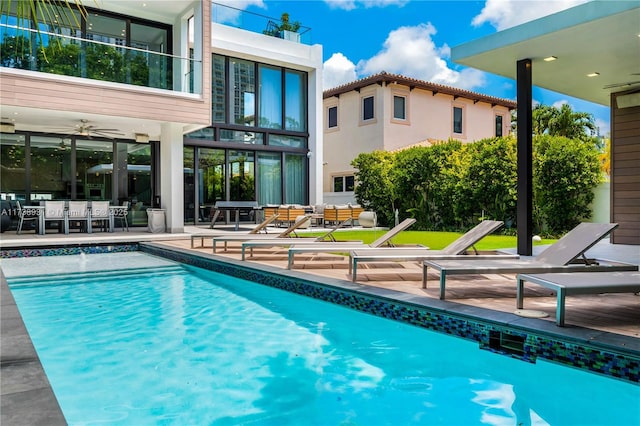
[6, 253, 639, 425]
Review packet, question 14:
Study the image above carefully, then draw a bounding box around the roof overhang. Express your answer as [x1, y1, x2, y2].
[451, 1, 640, 106]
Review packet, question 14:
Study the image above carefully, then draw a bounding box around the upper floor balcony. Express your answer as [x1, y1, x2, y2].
[211, 2, 312, 45]
[0, 22, 200, 95]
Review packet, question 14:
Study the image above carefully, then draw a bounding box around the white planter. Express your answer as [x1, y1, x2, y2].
[282, 30, 300, 43]
[358, 211, 377, 228]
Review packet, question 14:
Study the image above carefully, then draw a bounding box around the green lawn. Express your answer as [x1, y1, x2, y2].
[304, 229, 556, 251]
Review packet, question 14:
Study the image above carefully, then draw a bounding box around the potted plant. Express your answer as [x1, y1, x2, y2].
[263, 13, 301, 42]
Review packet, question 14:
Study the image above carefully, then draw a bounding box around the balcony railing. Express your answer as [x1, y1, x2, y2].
[0, 23, 201, 94]
[211, 2, 312, 45]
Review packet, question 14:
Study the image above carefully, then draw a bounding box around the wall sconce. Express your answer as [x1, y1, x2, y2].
[135, 133, 150, 143]
[0, 122, 15, 133]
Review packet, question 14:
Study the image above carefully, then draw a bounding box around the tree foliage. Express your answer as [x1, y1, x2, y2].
[352, 136, 602, 236]
[352, 150, 397, 227]
[533, 135, 602, 234]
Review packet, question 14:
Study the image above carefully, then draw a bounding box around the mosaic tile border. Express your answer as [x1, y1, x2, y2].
[3, 244, 638, 384]
[0, 243, 138, 258]
[143, 245, 639, 384]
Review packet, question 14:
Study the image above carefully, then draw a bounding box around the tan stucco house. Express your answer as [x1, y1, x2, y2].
[322, 72, 516, 204]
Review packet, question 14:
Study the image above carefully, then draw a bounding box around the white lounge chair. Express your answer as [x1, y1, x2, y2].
[516, 271, 640, 326]
[240, 218, 358, 260]
[212, 215, 312, 253]
[286, 218, 417, 269]
[191, 213, 280, 248]
[422, 223, 639, 300]
[349, 220, 519, 282]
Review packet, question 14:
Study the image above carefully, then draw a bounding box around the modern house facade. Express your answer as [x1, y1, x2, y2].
[451, 1, 639, 248]
[0, 1, 323, 232]
[322, 72, 516, 204]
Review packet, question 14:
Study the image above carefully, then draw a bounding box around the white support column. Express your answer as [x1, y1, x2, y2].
[160, 122, 184, 233]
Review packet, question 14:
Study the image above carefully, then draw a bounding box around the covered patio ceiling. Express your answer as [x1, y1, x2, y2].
[451, 1, 640, 106]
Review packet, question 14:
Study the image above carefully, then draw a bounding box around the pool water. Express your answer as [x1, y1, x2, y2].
[6, 253, 639, 425]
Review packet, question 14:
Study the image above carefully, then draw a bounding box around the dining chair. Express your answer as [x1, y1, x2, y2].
[111, 201, 129, 232]
[16, 201, 40, 234]
[90, 201, 111, 232]
[66, 201, 91, 233]
[44, 200, 67, 234]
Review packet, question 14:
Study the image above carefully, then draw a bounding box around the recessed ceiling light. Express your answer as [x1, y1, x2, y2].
[587, 72, 600, 77]
[543, 56, 557, 62]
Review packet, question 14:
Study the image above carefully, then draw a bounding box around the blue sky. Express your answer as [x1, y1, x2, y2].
[226, 0, 611, 135]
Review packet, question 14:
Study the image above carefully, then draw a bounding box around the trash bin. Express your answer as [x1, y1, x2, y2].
[147, 208, 166, 233]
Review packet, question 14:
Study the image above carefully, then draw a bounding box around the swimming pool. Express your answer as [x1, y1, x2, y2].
[5, 251, 639, 425]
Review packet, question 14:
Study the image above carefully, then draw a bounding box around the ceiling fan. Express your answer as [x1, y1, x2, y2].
[58, 119, 125, 139]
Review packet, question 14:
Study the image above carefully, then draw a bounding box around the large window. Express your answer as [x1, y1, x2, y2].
[259, 64, 282, 129]
[229, 59, 255, 126]
[30, 137, 73, 200]
[285, 70, 306, 131]
[229, 150, 255, 201]
[284, 154, 305, 205]
[327, 106, 338, 129]
[393, 95, 406, 120]
[212, 55, 226, 122]
[333, 175, 355, 192]
[0, 134, 27, 201]
[76, 139, 113, 201]
[453, 106, 463, 134]
[1, 133, 152, 217]
[0, 4, 172, 89]
[363, 96, 375, 121]
[257, 152, 282, 205]
[184, 55, 310, 218]
[495, 114, 504, 137]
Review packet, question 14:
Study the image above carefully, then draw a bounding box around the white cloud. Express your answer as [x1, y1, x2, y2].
[212, 0, 266, 25]
[472, 0, 589, 30]
[354, 23, 486, 90]
[323, 53, 358, 89]
[594, 118, 609, 137]
[324, 0, 408, 11]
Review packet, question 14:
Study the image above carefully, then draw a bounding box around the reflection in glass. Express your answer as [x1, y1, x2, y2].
[29, 136, 73, 200]
[186, 128, 215, 139]
[76, 139, 113, 200]
[212, 54, 226, 122]
[269, 135, 306, 149]
[229, 150, 255, 201]
[198, 148, 225, 223]
[229, 59, 255, 126]
[125, 143, 152, 226]
[285, 153, 305, 204]
[259, 65, 282, 129]
[0, 134, 27, 201]
[219, 129, 263, 144]
[184, 147, 195, 224]
[285, 70, 306, 131]
[257, 152, 281, 205]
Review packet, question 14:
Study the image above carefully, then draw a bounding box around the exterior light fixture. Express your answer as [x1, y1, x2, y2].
[587, 72, 600, 77]
[543, 56, 557, 62]
[135, 133, 150, 143]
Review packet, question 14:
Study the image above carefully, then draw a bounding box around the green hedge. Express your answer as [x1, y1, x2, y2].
[353, 136, 602, 236]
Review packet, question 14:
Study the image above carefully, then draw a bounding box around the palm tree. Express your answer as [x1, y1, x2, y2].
[1, 1, 86, 59]
[534, 104, 597, 140]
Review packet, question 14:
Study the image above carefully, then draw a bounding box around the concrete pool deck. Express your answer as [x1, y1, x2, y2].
[1, 225, 638, 424]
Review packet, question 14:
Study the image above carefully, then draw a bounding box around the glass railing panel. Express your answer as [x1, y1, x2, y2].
[211, 2, 312, 45]
[0, 23, 201, 94]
